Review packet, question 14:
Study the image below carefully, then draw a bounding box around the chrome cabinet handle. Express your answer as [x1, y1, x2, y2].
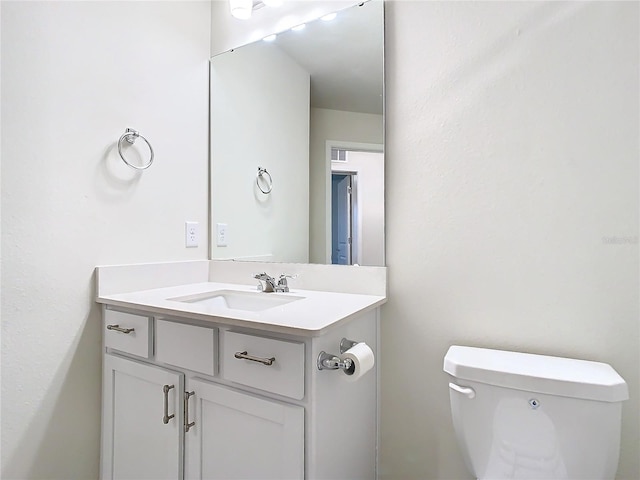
[106, 324, 135, 334]
[185, 391, 195, 432]
[234, 350, 276, 366]
[163, 384, 175, 424]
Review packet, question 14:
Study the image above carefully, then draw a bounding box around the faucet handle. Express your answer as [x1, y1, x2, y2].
[254, 272, 264, 290]
[277, 274, 297, 291]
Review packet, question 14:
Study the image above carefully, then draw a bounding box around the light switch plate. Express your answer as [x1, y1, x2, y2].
[216, 223, 228, 247]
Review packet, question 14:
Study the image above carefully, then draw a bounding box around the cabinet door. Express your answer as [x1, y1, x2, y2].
[102, 354, 184, 480]
[184, 378, 304, 480]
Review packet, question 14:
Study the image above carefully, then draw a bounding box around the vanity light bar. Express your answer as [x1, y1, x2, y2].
[230, 0, 284, 20]
[230, 0, 252, 19]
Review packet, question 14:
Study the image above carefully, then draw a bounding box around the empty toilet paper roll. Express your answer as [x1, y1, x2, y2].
[343, 342, 375, 381]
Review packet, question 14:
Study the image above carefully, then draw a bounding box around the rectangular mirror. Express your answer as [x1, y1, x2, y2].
[209, 0, 384, 266]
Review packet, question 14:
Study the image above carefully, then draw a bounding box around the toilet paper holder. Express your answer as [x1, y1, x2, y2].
[317, 338, 359, 373]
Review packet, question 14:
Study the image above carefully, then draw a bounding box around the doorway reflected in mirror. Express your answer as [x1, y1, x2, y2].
[330, 145, 384, 266]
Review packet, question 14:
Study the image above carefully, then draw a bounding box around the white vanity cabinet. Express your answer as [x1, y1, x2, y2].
[100, 305, 378, 480]
[102, 354, 184, 480]
[184, 378, 304, 480]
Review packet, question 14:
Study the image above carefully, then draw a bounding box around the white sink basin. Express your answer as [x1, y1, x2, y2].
[168, 290, 303, 312]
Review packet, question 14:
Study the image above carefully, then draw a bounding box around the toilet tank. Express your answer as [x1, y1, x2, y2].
[443, 346, 629, 480]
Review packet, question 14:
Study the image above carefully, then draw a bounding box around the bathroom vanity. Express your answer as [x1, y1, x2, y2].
[96, 261, 386, 480]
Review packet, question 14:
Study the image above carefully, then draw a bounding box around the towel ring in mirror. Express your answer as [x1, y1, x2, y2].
[257, 167, 273, 194]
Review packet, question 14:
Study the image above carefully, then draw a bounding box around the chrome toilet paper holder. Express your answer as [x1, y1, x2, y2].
[317, 338, 359, 372]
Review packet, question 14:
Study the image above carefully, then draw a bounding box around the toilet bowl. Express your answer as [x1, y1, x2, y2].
[443, 346, 628, 480]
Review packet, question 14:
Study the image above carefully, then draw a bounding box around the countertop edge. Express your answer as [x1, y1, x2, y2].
[96, 295, 386, 337]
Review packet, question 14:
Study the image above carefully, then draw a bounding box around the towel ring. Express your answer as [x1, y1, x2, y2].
[257, 167, 273, 194]
[118, 128, 154, 170]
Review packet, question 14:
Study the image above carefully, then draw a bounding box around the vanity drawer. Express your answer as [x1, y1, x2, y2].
[104, 309, 151, 358]
[155, 319, 216, 376]
[222, 331, 304, 400]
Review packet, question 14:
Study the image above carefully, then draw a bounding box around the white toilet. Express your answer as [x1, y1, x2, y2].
[443, 345, 629, 480]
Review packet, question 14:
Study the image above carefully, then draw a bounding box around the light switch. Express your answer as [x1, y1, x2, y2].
[216, 223, 228, 247]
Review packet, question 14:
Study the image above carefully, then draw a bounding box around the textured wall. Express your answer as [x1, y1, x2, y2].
[1, 2, 210, 478]
[381, 1, 639, 479]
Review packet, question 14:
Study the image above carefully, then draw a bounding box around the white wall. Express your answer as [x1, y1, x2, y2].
[310, 108, 383, 263]
[210, 42, 310, 263]
[381, 1, 639, 479]
[0, 2, 210, 478]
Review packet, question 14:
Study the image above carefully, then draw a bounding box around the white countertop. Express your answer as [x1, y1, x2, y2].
[97, 282, 386, 336]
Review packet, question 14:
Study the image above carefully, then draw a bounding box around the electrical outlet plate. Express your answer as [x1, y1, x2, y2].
[185, 221, 199, 248]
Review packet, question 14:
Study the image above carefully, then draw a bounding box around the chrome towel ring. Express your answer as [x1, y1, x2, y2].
[257, 167, 273, 194]
[118, 128, 154, 170]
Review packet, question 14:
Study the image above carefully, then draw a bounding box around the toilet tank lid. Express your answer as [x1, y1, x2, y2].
[443, 346, 629, 402]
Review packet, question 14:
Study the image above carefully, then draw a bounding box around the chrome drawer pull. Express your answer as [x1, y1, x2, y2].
[234, 350, 276, 366]
[185, 391, 195, 432]
[163, 384, 175, 424]
[106, 324, 135, 334]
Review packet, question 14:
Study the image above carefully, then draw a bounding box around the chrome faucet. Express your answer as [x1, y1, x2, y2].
[254, 272, 278, 292]
[254, 273, 295, 293]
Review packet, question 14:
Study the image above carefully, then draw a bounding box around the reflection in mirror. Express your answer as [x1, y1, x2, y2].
[210, 0, 384, 266]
